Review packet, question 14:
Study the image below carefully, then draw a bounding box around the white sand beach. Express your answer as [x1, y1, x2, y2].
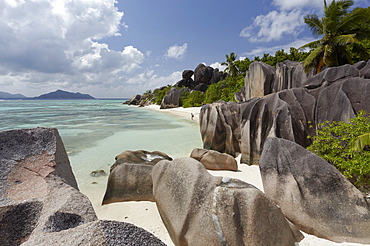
[143, 104, 201, 124]
[85, 105, 369, 246]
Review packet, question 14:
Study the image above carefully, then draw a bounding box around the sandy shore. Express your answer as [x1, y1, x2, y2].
[143, 104, 201, 123]
[86, 105, 369, 246]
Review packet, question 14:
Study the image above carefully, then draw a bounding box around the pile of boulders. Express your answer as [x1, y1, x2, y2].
[200, 60, 370, 164]
[124, 63, 227, 108]
[0, 128, 165, 246]
[3, 128, 369, 245]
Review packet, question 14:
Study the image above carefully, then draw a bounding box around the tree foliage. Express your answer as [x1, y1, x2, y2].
[307, 111, 370, 192]
[221, 52, 239, 77]
[153, 86, 172, 105]
[182, 91, 205, 108]
[300, 0, 370, 73]
[148, 48, 310, 106]
[204, 75, 244, 104]
[253, 48, 310, 68]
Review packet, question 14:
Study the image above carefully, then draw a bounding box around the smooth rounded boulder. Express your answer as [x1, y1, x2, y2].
[152, 157, 303, 246]
[190, 148, 238, 171]
[259, 137, 370, 244]
[102, 150, 172, 204]
[0, 128, 165, 245]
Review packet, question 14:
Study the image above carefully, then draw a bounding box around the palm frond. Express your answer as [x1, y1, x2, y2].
[351, 42, 370, 61]
[348, 133, 370, 151]
[299, 40, 321, 50]
[303, 45, 324, 72]
[339, 8, 370, 36]
[332, 34, 357, 46]
[324, 0, 354, 33]
[304, 15, 323, 37]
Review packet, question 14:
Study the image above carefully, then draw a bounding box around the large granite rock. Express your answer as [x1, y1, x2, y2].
[200, 61, 370, 164]
[124, 94, 144, 105]
[182, 70, 194, 80]
[0, 128, 165, 246]
[240, 61, 276, 101]
[200, 101, 242, 157]
[112, 150, 172, 168]
[103, 150, 172, 204]
[209, 68, 227, 85]
[194, 63, 214, 85]
[22, 220, 166, 246]
[304, 64, 360, 89]
[152, 157, 303, 246]
[190, 148, 238, 171]
[0, 127, 78, 205]
[274, 60, 308, 92]
[160, 87, 190, 109]
[259, 137, 370, 244]
[160, 87, 181, 109]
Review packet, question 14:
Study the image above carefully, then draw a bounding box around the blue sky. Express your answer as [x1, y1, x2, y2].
[0, 0, 369, 98]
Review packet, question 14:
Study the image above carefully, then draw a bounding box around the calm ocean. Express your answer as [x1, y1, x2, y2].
[0, 99, 202, 188]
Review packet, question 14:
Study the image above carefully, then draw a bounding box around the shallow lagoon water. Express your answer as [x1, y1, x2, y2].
[0, 100, 202, 189]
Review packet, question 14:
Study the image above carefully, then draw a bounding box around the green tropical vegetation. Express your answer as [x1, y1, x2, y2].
[221, 52, 239, 77]
[300, 0, 370, 73]
[148, 1, 370, 107]
[348, 132, 370, 151]
[181, 91, 205, 108]
[178, 48, 310, 107]
[307, 111, 370, 192]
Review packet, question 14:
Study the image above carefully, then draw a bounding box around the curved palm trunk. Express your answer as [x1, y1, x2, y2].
[316, 57, 325, 74]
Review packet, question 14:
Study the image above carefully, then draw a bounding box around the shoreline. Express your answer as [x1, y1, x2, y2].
[142, 104, 201, 124]
[86, 105, 369, 246]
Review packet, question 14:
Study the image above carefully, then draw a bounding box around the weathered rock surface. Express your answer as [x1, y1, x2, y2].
[238, 61, 311, 102]
[240, 61, 277, 101]
[259, 137, 370, 244]
[200, 101, 242, 157]
[0, 128, 165, 246]
[22, 220, 166, 246]
[113, 150, 172, 168]
[190, 148, 237, 171]
[160, 87, 190, 109]
[182, 70, 194, 80]
[102, 150, 172, 204]
[304, 64, 360, 89]
[152, 157, 303, 246]
[0, 127, 78, 205]
[200, 61, 370, 164]
[124, 94, 144, 105]
[275, 60, 309, 92]
[194, 63, 214, 85]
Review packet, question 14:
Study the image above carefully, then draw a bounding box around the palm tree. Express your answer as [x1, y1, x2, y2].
[221, 52, 239, 77]
[300, 0, 370, 73]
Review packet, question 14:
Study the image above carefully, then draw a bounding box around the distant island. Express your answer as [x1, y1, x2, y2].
[35, 90, 95, 100]
[0, 91, 27, 99]
[0, 90, 95, 100]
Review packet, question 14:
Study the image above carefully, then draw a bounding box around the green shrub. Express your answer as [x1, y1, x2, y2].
[153, 86, 172, 105]
[182, 91, 204, 108]
[307, 111, 370, 193]
[204, 75, 244, 104]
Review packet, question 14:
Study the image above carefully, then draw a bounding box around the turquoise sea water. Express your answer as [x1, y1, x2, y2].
[0, 100, 202, 188]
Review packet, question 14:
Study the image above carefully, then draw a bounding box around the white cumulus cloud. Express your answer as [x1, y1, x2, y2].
[209, 62, 227, 72]
[0, 0, 145, 97]
[240, 10, 304, 43]
[273, 0, 325, 10]
[244, 38, 316, 58]
[165, 43, 188, 60]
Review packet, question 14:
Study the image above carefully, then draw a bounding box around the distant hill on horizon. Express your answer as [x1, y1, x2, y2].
[34, 90, 95, 100]
[0, 91, 27, 99]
